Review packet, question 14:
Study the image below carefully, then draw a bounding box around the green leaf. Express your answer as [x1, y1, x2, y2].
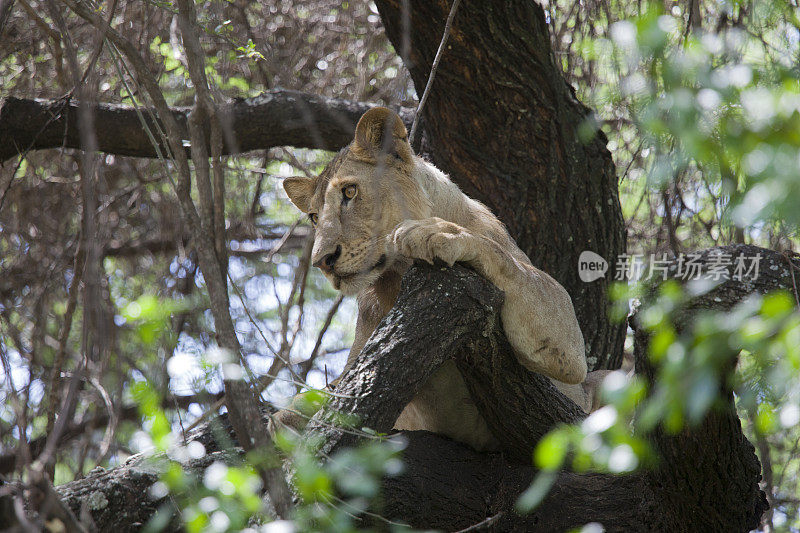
[534, 430, 570, 471]
[516, 470, 557, 513]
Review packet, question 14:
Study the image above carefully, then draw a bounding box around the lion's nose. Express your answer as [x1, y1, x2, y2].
[313, 245, 341, 273]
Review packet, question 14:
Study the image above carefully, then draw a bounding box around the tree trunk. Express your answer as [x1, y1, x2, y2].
[375, 0, 627, 371]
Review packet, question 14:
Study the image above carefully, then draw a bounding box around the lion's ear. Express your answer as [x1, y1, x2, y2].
[352, 107, 413, 163]
[283, 176, 315, 213]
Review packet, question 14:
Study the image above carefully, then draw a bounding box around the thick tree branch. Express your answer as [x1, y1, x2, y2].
[631, 244, 793, 531]
[311, 262, 585, 462]
[310, 262, 509, 456]
[0, 92, 411, 163]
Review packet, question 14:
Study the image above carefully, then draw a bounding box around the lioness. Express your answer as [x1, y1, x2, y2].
[279, 107, 601, 451]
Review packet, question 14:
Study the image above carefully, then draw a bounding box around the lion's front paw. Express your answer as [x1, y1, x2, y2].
[390, 218, 471, 267]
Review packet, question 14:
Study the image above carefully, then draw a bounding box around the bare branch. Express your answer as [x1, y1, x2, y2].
[0, 93, 413, 163]
[60, 0, 293, 516]
[407, 0, 461, 146]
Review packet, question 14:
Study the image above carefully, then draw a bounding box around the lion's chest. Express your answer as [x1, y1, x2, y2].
[393, 360, 499, 452]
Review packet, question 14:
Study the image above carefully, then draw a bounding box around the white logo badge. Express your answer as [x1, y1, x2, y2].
[578, 251, 608, 282]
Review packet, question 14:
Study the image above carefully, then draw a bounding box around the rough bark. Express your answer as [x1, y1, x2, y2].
[671, 244, 799, 317]
[631, 244, 793, 532]
[375, 0, 627, 371]
[40, 248, 791, 531]
[52, 449, 238, 532]
[48, 430, 649, 533]
[634, 320, 768, 532]
[0, 91, 410, 163]
[381, 432, 649, 532]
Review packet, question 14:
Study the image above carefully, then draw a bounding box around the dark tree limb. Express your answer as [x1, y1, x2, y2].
[635, 319, 768, 532]
[310, 262, 506, 456]
[630, 244, 794, 532]
[42, 247, 788, 531]
[43, 429, 651, 532]
[668, 244, 799, 317]
[311, 262, 586, 463]
[0, 91, 411, 163]
[52, 449, 239, 532]
[382, 435, 650, 532]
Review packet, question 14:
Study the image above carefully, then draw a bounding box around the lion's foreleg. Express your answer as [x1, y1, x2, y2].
[391, 217, 588, 386]
[497, 264, 588, 385]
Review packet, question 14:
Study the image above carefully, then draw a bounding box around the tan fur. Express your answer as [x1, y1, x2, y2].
[282, 107, 604, 451]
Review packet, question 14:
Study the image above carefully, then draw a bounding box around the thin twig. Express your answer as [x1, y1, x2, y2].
[265, 219, 302, 263]
[408, 0, 462, 146]
[78, 0, 118, 87]
[299, 294, 344, 385]
[86, 375, 117, 463]
[325, 493, 412, 528]
[45, 239, 84, 438]
[227, 271, 282, 359]
[782, 251, 800, 309]
[452, 512, 504, 533]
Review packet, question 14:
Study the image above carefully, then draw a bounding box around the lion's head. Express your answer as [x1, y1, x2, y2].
[282, 108, 431, 295]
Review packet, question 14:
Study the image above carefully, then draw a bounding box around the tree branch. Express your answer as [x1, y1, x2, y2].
[0, 92, 412, 163]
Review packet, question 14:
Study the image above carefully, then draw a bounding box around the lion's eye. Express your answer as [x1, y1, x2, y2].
[342, 184, 357, 201]
[309, 213, 318, 225]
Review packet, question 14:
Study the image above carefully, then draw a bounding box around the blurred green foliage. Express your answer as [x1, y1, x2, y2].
[521, 5, 800, 529]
